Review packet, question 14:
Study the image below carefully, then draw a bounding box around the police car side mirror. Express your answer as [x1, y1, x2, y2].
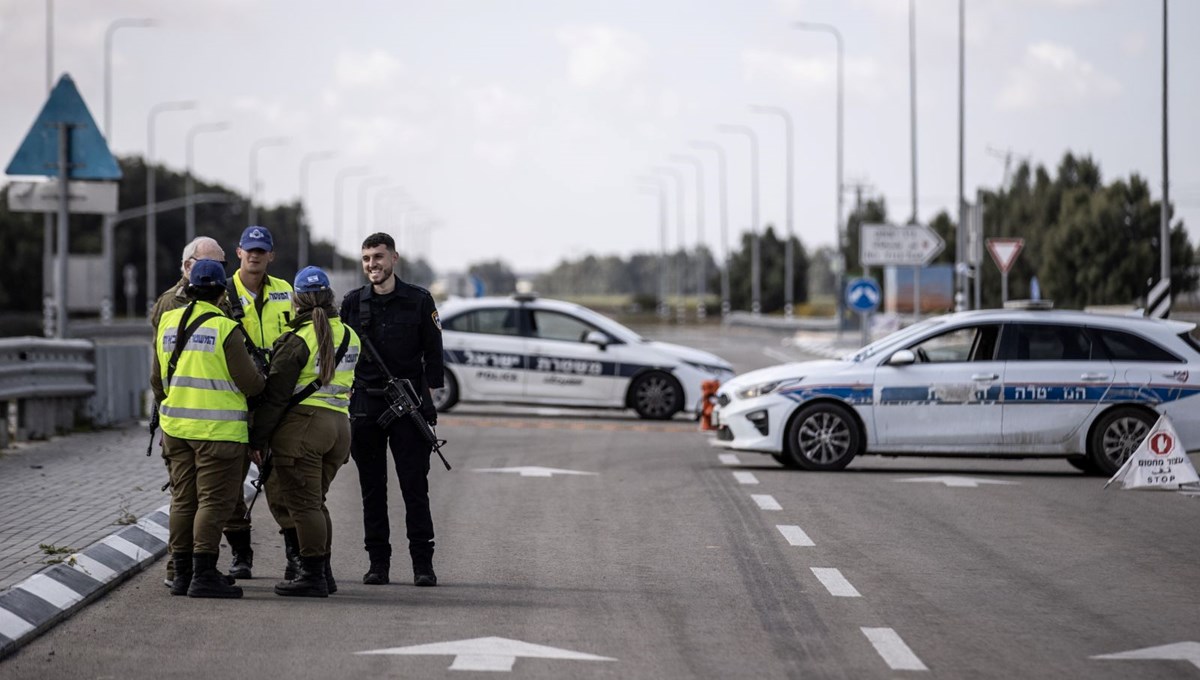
[887, 349, 916, 366]
[583, 331, 610, 350]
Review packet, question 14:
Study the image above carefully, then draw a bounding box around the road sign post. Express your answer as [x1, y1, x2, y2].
[986, 238, 1024, 304]
[846, 276, 880, 348]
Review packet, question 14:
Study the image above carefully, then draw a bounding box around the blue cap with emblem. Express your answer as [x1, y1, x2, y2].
[294, 265, 331, 293]
[188, 258, 227, 288]
[239, 225, 274, 252]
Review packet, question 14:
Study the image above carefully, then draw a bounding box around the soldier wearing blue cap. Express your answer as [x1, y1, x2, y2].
[249, 266, 361, 597]
[151, 259, 265, 598]
[223, 225, 296, 581]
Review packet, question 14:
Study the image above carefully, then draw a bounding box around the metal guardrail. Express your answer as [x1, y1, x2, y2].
[0, 337, 150, 447]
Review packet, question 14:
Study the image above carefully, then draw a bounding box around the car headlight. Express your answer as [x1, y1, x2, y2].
[735, 378, 801, 400]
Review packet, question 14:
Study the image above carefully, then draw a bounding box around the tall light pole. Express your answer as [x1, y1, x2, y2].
[637, 177, 670, 320]
[670, 153, 709, 320]
[357, 176, 389, 244]
[331, 166, 370, 271]
[184, 121, 230, 244]
[103, 17, 154, 145]
[146, 100, 197, 314]
[909, 0, 921, 319]
[955, 0, 967, 310]
[718, 124, 762, 315]
[794, 21, 845, 327]
[653, 166, 688, 323]
[248, 136, 289, 225]
[751, 105, 797, 318]
[1160, 0, 1171, 299]
[43, 0, 55, 336]
[298, 150, 337, 267]
[374, 187, 409, 233]
[689, 141, 732, 318]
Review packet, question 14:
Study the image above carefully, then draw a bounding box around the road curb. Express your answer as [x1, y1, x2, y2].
[0, 505, 170, 660]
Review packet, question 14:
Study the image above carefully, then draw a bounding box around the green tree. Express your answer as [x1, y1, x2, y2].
[467, 259, 517, 295]
[726, 226, 809, 313]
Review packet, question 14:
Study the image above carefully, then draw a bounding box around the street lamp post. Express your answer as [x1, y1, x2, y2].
[248, 137, 289, 226]
[374, 188, 409, 234]
[103, 18, 154, 145]
[298, 150, 337, 267]
[670, 154, 709, 321]
[185, 121, 230, 244]
[794, 21, 845, 329]
[357, 176, 389, 244]
[331, 167, 370, 271]
[146, 100, 197, 315]
[717, 124, 762, 315]
[690, 141, 732, 319]
[653, 166, 688, 323]
[751, 105, 797, 318]
[638, 177, 670, 320]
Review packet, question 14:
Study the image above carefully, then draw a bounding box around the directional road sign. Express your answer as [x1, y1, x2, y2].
[6, 74, 121, 181]
[860, 223, 945, 267]
[358, 637, 616, 672]
[7, 180, 118, 214]
[845, 277, 881, 314]
[986, 238, 1024, 274]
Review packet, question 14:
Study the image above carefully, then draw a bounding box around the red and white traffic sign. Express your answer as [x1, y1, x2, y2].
[986, 238, 1024, 274]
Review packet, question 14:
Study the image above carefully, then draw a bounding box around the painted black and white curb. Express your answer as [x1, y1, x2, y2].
[0, 505, 170, 659]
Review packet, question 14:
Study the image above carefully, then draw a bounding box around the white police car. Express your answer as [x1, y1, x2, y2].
[432, 294, 734, 419]
[713, 306, 1200, 475]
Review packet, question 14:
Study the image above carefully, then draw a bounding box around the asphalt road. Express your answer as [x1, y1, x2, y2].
[4, 324, 1199, 679]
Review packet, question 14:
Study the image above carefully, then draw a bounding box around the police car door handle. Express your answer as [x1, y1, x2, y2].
[971, 373, 998, 381]
[1080, 372, 1108, 382]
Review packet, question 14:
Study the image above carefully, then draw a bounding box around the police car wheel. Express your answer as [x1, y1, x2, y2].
[770, 451, 802, 470]
[630, 372, 682, 420]
[1087, 406, 1154, 476]
[785, 402, 861, 471]
[432, 370, 459, 413]
[1065, 455, 1101, 475]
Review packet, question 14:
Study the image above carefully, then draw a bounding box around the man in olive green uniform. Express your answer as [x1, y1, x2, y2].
[150, 236, 230, 588]
[250, 266, 359, 597]
[151, 259, 264, 598]
[223, 226, 295, 580]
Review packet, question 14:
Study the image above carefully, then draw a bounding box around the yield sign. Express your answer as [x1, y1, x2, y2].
[357, 636, 616, 672]
[895, 476, 1018, 488]
[1092, 641, 1200, 671]
[473, 466, 597, 478]
[986, 238, 1024, 274]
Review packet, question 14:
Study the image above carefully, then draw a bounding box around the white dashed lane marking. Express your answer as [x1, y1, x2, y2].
[751, 494, 782, 511]
[718, 453, 741, 465]
[732, 471, 759, 485]
[811, 568, 861, 597]
[776, 524, 815, 547]
[862, 627, 928, 671]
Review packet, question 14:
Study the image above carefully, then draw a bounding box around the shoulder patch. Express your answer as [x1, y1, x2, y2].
[431, 310, 442, 330]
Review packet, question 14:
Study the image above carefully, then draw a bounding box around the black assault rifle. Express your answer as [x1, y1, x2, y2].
[360, 335, 451, 470]
[244, 450, 272, 520]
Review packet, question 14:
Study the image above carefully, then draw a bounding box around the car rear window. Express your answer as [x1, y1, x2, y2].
[1092, 328, 1181, 363]
[1006, 323, 1094, 361]
[1181, 332, 1200, 356]
[443, 308, 520, 335]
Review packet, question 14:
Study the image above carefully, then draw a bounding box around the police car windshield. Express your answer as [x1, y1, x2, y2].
[846, 318, 947, 363]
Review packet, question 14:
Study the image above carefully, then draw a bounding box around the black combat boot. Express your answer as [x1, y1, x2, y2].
[273, 556, 329, 598]
[164, 558, 175, 588]
[188, 553, 244, 599]
[169, 552, 193, 596]
[324, 554, 337, 594]
[224, 529, 253, 580]
[362, 558, 389, 585]
[282, 528, 301, 581]
[413, 553, 437, 587]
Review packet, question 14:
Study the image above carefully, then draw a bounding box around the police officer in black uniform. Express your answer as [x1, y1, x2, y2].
[340, 232, 444, 587]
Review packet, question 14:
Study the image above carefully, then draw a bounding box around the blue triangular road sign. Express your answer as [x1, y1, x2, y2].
[6, 74, 122, 180]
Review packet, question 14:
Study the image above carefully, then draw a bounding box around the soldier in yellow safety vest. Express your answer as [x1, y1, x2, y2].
[222, 225, 296, 582]
[250, 266, 360, 597]
[151, 259, 265, 599]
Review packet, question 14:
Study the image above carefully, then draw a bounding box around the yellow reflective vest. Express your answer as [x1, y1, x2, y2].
[157, 301, 249, 443]
[230, 270, 293, 352]
[293, 318, 360, 414]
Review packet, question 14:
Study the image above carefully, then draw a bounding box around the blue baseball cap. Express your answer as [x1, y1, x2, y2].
[294, 266, 331, 293]
[239, 226, 274, 252]
[189, 259, 227, 288]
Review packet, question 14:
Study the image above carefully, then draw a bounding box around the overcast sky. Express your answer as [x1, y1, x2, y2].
[1, 0, 1196, 274]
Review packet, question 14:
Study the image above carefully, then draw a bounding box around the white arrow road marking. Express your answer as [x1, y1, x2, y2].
[718, 453, 741, 465]
[811, 568, 861, 597]
[357, 636, 616, 672]
[473, 466, 598, 478]
[751, 494, 782, 510]
[776, 524, 815, 547]
[1092, 641, 1200, 670]
[895, 476, 1019, 488]
[732, 471, 759, 485]
[862, 628, 928, 671]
